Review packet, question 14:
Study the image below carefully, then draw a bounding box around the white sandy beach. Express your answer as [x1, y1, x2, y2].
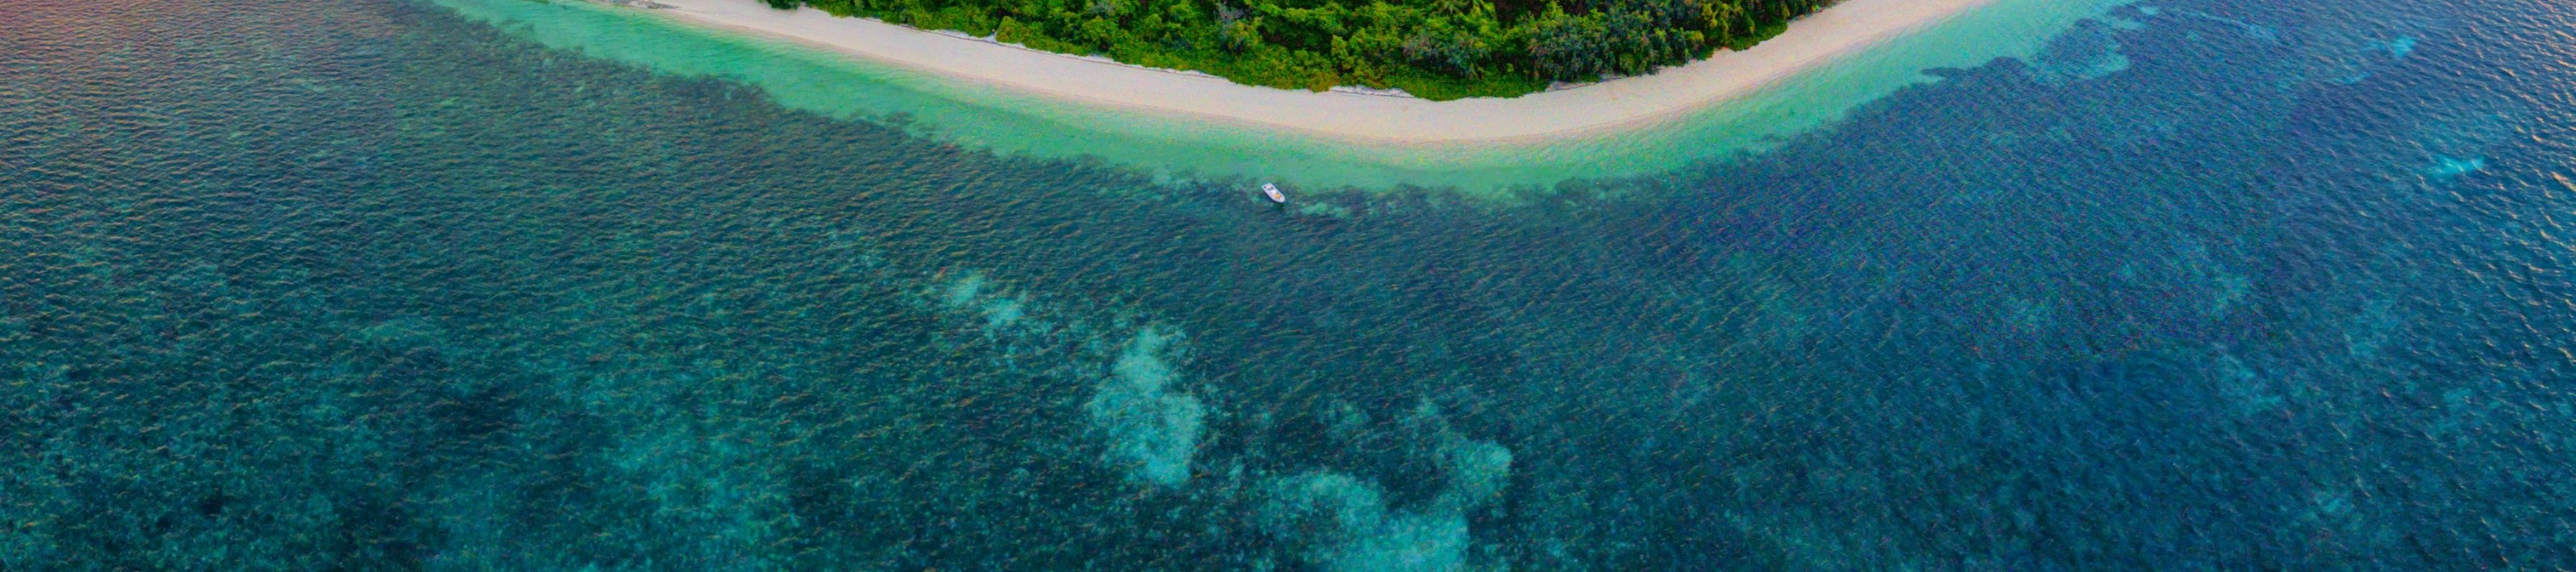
[635, 0, 1992, 143]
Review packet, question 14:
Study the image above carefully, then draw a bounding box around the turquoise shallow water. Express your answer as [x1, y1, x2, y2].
[4, 0, 2575, 569]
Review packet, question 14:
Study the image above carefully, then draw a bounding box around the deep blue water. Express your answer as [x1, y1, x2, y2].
[3, 0, 2573, 569]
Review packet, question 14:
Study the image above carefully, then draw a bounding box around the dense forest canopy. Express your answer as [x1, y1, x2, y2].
[756, 0, 1832, 100]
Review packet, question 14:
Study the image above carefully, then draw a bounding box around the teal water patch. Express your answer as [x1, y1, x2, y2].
[1256, 405, 1512, 571]
[1085, 327, 1206, 487]
[2428, 155, 2487, 179]
[427, 0, 2133, 194]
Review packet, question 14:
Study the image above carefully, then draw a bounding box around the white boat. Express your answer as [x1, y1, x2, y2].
[1262, 183, 1286, 203]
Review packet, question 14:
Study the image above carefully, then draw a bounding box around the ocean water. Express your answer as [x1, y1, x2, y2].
[2, 0, 2573, 569]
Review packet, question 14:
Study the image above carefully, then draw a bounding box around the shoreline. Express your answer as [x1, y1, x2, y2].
[625, 0, 1995, 143]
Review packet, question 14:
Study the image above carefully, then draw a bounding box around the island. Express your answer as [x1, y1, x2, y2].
[617, 0, 1986, 143]
[750, 0, 1832, 100]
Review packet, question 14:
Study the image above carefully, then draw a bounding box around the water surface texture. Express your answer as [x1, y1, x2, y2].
[4, 0, 2574, 569]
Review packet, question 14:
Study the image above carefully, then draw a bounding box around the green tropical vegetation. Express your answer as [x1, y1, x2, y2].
[756, 0, 1832, 100]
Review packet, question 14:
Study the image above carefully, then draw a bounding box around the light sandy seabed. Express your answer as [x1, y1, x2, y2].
[635, 0, 1996, 143]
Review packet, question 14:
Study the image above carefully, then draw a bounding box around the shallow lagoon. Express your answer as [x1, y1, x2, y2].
[3, 0, 2573, 568]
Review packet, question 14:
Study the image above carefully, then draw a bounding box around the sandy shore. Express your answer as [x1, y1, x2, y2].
[633, 0, 1993, 143]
